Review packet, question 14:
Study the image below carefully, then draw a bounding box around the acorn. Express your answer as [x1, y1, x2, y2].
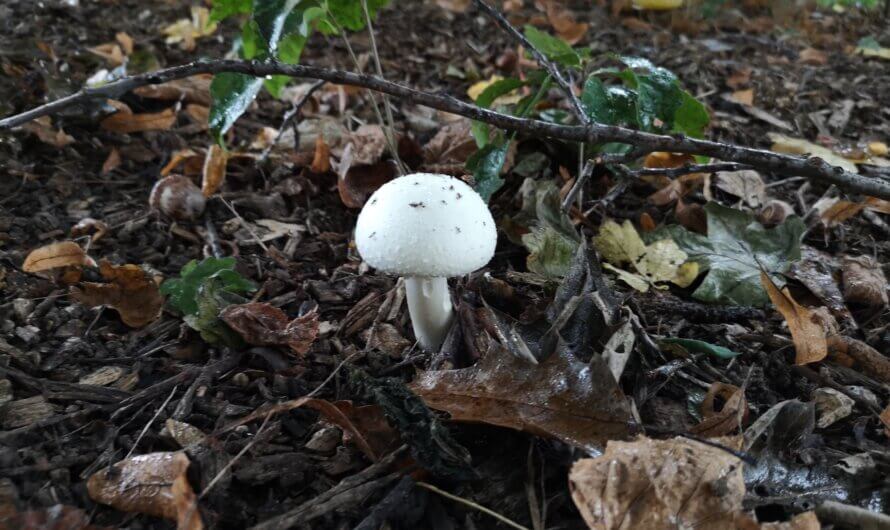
[149, 175, 206, 221]
[756, 199, 795, 227]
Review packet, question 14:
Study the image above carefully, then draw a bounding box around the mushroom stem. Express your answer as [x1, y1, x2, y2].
[404, 276, 453, 351]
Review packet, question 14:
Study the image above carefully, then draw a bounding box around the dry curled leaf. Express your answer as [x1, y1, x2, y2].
[87, 452, 202, 530]
[715, 170, 766, 208]
[22, 116, 75, 147]
[841, 255, 888, 309]
[761, 272, 828, 365]
[690, 382, 749, 437]
[70, 218, 109, 243]
[201, 144, 227, 197]
[22, 241, 94, 273]
[133, 75, 212, 106]
[812, 197, 865, 227]
[161, 149, 203, 176]
[101, 106, 177, 134]
[569, 436, 819, 530]
[70, 260, 163, 328]
[410, 348, 635, 451]
[220, 303, 319, 355]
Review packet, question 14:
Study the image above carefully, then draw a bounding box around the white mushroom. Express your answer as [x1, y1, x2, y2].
[355, 173, 497, 351]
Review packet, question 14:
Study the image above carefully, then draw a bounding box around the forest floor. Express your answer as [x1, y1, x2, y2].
[2, 1, 890, 529]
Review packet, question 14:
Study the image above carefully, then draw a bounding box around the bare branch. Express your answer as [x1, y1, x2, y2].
[472, 0, 589, 125]
[1, 59, 889, 199]
[631, 162, 753, 178]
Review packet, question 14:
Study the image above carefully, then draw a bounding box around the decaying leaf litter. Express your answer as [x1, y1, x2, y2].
[3, 0, 890, 529]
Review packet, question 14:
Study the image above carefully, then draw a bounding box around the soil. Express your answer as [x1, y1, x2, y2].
[2, 1, 890, 529]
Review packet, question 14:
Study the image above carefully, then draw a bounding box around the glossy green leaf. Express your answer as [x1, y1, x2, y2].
[660, 338, 741, 359]
[673, 90, 710, 138]
[522, 25, 580, 67]
[209, 73, 264, 143]
[661, 203, 805, 306]
[467, 141, 510, 202]
[210, 0, 253, 22]
[636, 70, 683, 131]
[160, 257, 255, 317]
[240, 20, 263, 59]
[327, 0, 389, 31]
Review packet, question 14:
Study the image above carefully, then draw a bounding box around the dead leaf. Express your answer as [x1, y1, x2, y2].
[87, 452, 202, 530]
[22, 241, 94, 272]
[423, 119, 478, 166]
[0, 505, 111, 530]
[726, 67, 752, 89]
[311, 136, 331, 173]
[761, 271, 828, 365]
[690, 382, 749, 437]
[338, 157, 397, 208]
[133, 75, 212, 105]
[841, 255, 888, 308]
[715, 170, 766, 207]
[101, 106, 177, 134]
[544, 1, 588, 45]
[769, 133, 858, 172]
[827, 335, 890, 384]
[223, 398, 385, 461]
[22, 116, 74, 147]
[115, 32, 134, 55]
[86, 42, 125, 66]
[880, 404, 890, 438]
[435, 0, 470, 12]
[756, 199, 795, 226]
[729, 88, 755, 106]
[201, 144, 227, 197]
[798, 47, 828, 65]
[867, 141, 888, 157]
[675, 199, 707, 234]
[220, 303, 319, 355]
[71, 218, 109, 243]
[813, 197, 865, 227]
[639, 212, 656, 232]
[569, 436, 819, 530]
[813, 387, 853, 428]
[410, 348, 634, 451]
[346, 124, 387, 166]
[648, 173, 704, 206]
[101, 148, 122, 175]
[328, 401, 400, 458]
[161, 149, 203, 176]
[643, 151, 693, 169]
[161, 6, 217, 51]
[70, 260, 163, 328]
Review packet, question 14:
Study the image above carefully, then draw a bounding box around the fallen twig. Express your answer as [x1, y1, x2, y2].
[416, 481, 531, 530]
[2, 60, 889, 198]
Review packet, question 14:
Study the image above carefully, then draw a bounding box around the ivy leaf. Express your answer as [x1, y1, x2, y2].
[673, 90, 710, 138]
[160, 257, 255, 316]
[523, 25, 580, 67]
[210, 0, 253, 22]
[327, 0, 389, 31]
[208, 0, 302, 142]
[661, 203, 804, 306]
[466, 141, 510, 202]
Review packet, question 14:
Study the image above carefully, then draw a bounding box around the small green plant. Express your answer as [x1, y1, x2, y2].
[160, 257, 255, 344]
[208, 0, 388, 143]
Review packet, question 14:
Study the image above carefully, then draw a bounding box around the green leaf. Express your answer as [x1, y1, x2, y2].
[278, 32, 307, 63]
[349, 368, 477, 480]
[471, 77, 525, 146]
[522, 25, 580, 67]
[581, 75, 611, 124]
[211, 0, 253, 22]
[661, 203, 804, 306]
[160, 257, 255, 317]
[660, 338, 741, 359]
[209, 0, 303, 140]
[183, 280, 247, 346]
[327, 0, 389, 31]
[858, 35, 881, 50]
[523, 225, 577, 279]
[467, 141, 510, 202]
[636, 69, 683, 131]
[673, 90, 710, 138]
[209, 73, 264, 143]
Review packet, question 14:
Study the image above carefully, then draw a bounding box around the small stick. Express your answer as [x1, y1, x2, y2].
[124, 384, 178, 460]
[630, 162, 753, 178]
[258, 79, 325, 163]
[472, 0, 589, 125]
[416, 481, 531, 530]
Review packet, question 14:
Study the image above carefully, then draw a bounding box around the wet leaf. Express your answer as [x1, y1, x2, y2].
[761, 272, 828, 365]
[201, 144, 228, 197]
[569, 435, 819, 530]
[662, 203, 804, 306]
[592, 219, 694, 291]
[410, 347, 634, 452]
[209, 73, 263, 143]
[87, 452, 202, 529]
[466, 141, 509, 202]
[70, 260, 164, 328]
[22, 241, 93, 273]
[220, 303, 319, 355]
[523, 25, 581, 67]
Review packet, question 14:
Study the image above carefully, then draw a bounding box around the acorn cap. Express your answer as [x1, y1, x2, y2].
[355, 173, 497, 277]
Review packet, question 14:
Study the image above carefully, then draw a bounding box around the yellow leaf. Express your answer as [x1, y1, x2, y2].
[632, 0, 683, 10]
[673, 261, 699, 288]
[161, 6, 217, 51]
[466, 75, 523, 105]
[760, 272, 828, 365]
[593, 220, 697, 290]
[768, 133, 858, 173]
[856, 45, 890, 60]
[603, 263, 650, 292]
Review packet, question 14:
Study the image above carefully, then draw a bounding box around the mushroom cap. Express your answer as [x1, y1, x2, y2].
[355, 173, 497, 277]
